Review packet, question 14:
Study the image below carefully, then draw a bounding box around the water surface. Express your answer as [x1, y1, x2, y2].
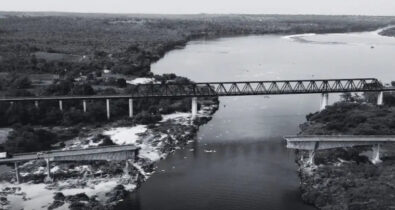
[122, 30, 395, 210]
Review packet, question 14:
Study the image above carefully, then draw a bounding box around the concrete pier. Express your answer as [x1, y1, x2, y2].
[106, 99, 110, 120]
[59, 100, 63, 111]
[14, 162, 20, 184]
[83, 100, 87, 113]
[320, 93, 329, 111]
[377, 91, 384, 106]
[129, 98, 133, 118]
[45, 159, 52, 182]
[191, 97, 197, 119]
[372, 144, 382, 164]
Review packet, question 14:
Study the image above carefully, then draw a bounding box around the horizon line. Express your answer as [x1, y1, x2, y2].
[1, 10, 395, 18]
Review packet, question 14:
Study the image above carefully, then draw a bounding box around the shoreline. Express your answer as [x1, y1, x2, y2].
[295, 99, 395, 209]
[0, 99, 219, 209]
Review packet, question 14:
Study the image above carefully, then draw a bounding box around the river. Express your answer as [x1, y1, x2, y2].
[116, 29, 395, 210]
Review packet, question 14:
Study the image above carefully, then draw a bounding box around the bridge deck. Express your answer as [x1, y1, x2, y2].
[0, 145, 139, 163]
[0, 78, 392, 102]
[284, 135, 395, 150]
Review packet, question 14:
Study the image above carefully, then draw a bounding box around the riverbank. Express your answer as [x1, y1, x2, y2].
[0, 99, 219, 209]
[296, 99, 395, 209]
[1, 13, 395, 78]
[378, 26, 395, 38]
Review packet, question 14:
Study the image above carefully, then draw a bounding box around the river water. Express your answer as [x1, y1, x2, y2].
[116, 29, 395, 210]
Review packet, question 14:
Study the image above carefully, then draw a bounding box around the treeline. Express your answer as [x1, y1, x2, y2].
[0, 126, 57, 153]
[302, 92, 395, 135]
[1, 14, 395, 78]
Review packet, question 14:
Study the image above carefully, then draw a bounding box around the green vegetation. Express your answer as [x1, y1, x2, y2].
[1, 13, 395, 78]
[1, 125, 57, 153]
[302, 91, 395, 135]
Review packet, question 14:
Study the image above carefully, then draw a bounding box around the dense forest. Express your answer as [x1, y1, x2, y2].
[1, 13, 395, 77]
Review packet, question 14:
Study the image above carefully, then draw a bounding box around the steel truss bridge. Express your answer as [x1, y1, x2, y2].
[0, 78, 391, 102]
[0, 78, 393, 120]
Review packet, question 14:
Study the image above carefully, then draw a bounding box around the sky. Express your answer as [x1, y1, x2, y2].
[2, 0, 395, 16]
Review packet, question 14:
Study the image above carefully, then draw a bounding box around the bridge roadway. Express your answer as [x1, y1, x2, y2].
[0, 145, 139, 164]
[0, 78, 391, 101]
[284, 135, 395, 164]
[0, 78, 392, 119]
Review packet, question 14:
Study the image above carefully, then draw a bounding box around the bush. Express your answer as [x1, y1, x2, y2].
[3, 126, 58, 153]
[99, 136, 115, 146]
[70, 84, 95, 95]
[117, 78, 127, 88]
[10, 76, 32, 89]
[133, 111, 162, 124]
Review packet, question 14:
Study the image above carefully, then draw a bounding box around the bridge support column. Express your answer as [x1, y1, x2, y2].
[129, 98, 133, 118]
[307, 150, 316, 166]
[106, 99, 111, 120]
[320, 93, 329, 111]
[59, 100, 63, 111]
[44, 159, 53, 183]
[372, 144, 382, 164]
[377, 91, 384, 106]
[123, 160, 131, 178]
[191, 97, 198, 119]
[35, 101, 39, 109]
[307, 142, 319, 166]
[83, 100, 87, 113]
[14, 162, 20, 184]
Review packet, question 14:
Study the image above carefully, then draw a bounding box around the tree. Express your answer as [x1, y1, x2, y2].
[70, 84, 95, 95]
[117, 78, 127, 88]
[4, 126, 57, 153]
[11, 76, 32, 89]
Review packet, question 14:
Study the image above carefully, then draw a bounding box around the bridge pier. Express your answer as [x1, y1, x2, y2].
[320, 93, 329, 111]
[191, 97, 198, 119]
[106, 99, 111, 120]
[14, 162, 20, 184]
[123, 160, 131, 178]
[307, 150, 316, 166]
[377, 91, 384, 106]
[83, 100, 87, 113]
[59, 100, 63, 111]
[44, 159, 53, 182]
[372, 144, 382, 164]
[129, 98, 133, 118]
